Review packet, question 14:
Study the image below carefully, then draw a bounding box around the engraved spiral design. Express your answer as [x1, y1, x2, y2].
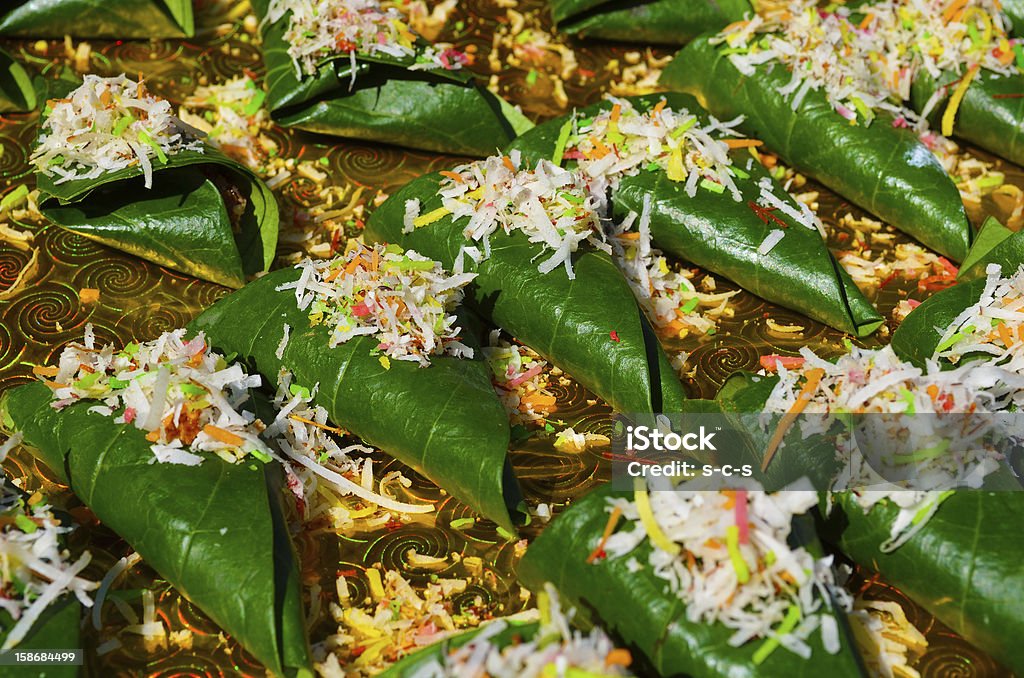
[0, 1, 1011, 675]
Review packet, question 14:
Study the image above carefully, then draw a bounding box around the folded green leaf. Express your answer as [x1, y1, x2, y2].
[189, 267, 522, 533]
[519, 485, 866, 677]
[0, 382, 312, 677]
[889, 217, 1022, 366]
[508, 93, 883, 337]
[688, 372, 847, 490]
[823, 491, 1024, 674]
[252, 0, 532, 156]
[663, 37, 972, 261]
[1003, 0, 1024, 36]
[0, 595, 80, 678]
[549, 0, 750, 45]
[957, 217, 1024, 282]
[37, 147, 279, 289]
[0, 47, 34, 113]
[378, 621, 540, 677]
[366, 174, 688, 415]
[0, 0, 193, 38]
[910, 69, 1024, 167]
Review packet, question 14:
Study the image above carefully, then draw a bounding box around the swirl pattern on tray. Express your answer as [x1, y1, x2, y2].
[0, 0, 1014, 675]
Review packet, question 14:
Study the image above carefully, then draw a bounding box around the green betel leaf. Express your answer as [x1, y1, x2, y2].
[188, 267, 523, 534]
[1004, 0, 1024, 36]
[519, 485, 867, 677]
[36, 148, 279, 289]
[366, 173, 688, 415]
[823, 491, 1024, 674]
[0, 382, 313, 677]
[910, 69, 1024, 167]
[957, 217, 1024, 282]
[662, 37, 972, 261]
[0, 47, 35, 113]
[377, 621, 541, 677]
[890, 278, 986, 366]
[549, 0, 751, 45]
[889, 216, 1024, 366]
[253, 0, 532, 156]
[0, 0, 194, 38]
[0, 594, 80, 678]
[507, 94, 883, 337]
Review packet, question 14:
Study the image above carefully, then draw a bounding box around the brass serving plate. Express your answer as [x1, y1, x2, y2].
[0, 0, 1017, 675]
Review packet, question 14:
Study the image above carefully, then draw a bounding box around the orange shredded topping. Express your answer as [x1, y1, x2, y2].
[288, 414, 346, 435]
[439, 170, 464, 183]
[605, 648, 632, 668]
[202, 424, 245, 447]
[998, 322, 1014, 347]
[32, 365, 60, 378]
[762, 368, 825, 471]
[586, 506, 623, 563]
[723, 139, 763, 149]
[502, 156, 516, 172]
[79, 288, 100, 304]
[943, 0, 968, 22]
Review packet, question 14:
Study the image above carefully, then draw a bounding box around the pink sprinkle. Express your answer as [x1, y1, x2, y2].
[507, 363, 543, 387]
[124, 407, 136, 424]
[892, 116, 909, 128]
[735, 489, 749, 544]
[908, 299, 922, 309]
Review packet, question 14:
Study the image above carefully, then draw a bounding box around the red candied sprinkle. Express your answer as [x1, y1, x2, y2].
[609, 330, 620, 342]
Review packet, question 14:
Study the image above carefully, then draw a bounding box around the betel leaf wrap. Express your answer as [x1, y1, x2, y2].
[189, 267, 523, 534]
[366, 173, 689, 415]
[251, 0, 532, 156]
[890, 217, 1023, 366]
[549, 0, 751, 45]
[910, 69, 1024, 167]
[507, 94, 883, 337]
[0, 0, 194, 39]
[662, 37, 972, 261]
[822, 491, 1024, 674]
[36, 146, 279, 290]
[0, 382, 313, 677]
[518, 485, 867, 677]
[0, 594, 80, 678]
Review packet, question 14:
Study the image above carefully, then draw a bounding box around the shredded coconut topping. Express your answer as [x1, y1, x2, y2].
[180, 76, 272, 171]
[0, 479, 98, 651]
[718, 0, 1019, 130]
[40, 328, 272, 465]
[279, 243, 475, 366]
[605, 480, 845, 661]
[32, 74, 204, 189]
[419, 152, 606, 279]
[935, 264, 1024, 392]
[764, 343, 1024, 548]
[265, 0, 468, 80]
[561, 97, 747, 203]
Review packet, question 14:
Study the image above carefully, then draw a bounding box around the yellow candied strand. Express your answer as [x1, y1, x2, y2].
[942, 65, 979, 136]
[634, 480, 681, 555]
[412, 206, 451, 228]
